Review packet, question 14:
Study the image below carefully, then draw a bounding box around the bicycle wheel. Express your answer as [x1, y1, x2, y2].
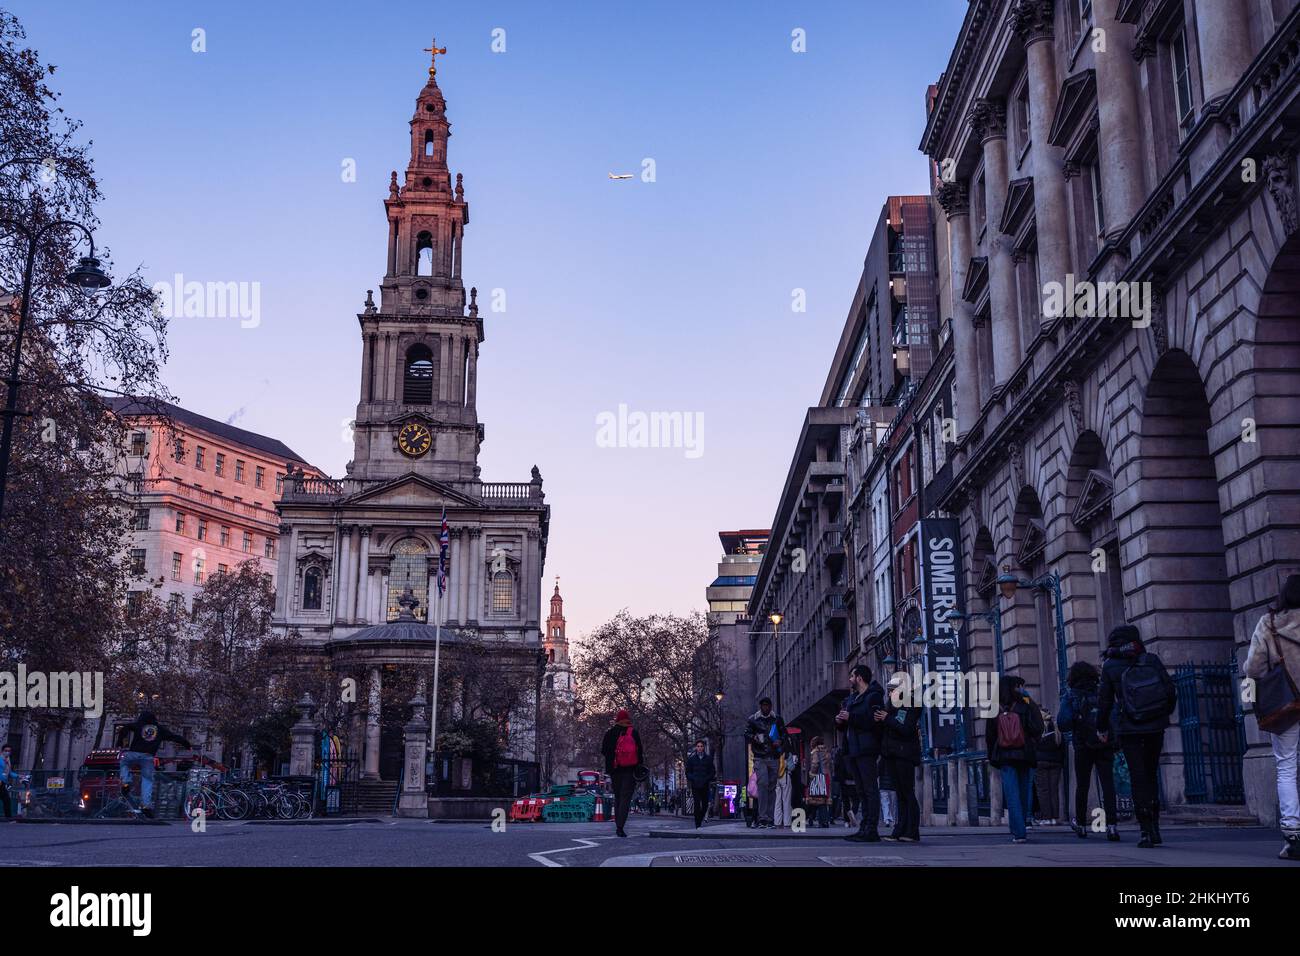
[273, 791, 296, 820]
[184, 788, 216, 821]
[217, 787, 252, 820]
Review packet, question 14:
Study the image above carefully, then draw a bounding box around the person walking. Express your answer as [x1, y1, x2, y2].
[601, 708, 644, 838]
[1034, 706, 1065, 826]
[1058, 661, 1120, 841]
[1098, 625, 1177, 849]
[745, 698, 786, 828]
[116, 710, 192, 818]
[1245, 574, 1300, 861]
[806, 736, 832, 828]
[685, 739, 716, 829]
[880, 673, 922, 842]
[986, 676, 1043, 843]
[0, 744, 15, 820]
[835, 664, 886, 843]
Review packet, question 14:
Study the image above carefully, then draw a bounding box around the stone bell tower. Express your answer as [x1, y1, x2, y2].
[348, 39, 485, 484]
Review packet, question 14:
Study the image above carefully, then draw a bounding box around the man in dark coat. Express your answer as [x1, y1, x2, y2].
[684, 739, 717, 828]
[835, 664, 886, 842]
[745, 698, 786, 827]
[1097, 624, 1176, 848]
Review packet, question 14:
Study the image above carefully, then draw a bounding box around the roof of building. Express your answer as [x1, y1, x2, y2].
[105, 396, 313, 467]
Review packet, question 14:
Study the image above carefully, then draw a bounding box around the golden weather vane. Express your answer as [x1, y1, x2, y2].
[423, 37, 447, 77]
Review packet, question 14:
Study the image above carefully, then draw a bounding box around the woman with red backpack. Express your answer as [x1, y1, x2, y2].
[601, 708, 644, 838]
[985, 675, 1043, 844]
[1097, 625, 1177, 849]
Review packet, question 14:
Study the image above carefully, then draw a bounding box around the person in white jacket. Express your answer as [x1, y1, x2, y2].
[1245, 574, 1300, 861]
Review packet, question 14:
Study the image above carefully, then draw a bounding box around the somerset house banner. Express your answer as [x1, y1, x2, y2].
[919, 517, 968, 750]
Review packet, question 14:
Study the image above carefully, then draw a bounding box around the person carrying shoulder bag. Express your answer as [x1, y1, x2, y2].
[1245, 574, 1300, 861]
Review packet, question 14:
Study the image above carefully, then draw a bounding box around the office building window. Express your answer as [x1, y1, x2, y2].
[255, 466, 265, 489]
[215, 453, 225, 477]
[264, 537, 275, 559]
[175, 513, 186, 534]
[197, 519, 208, 542]
[172, 552, 182, 580]
[220, 526, 231, 547]
[130, 549, 146, 575]
[130, 432, 147, 456]
[243, 531, 252, 553]
[134, 508, 150, 531]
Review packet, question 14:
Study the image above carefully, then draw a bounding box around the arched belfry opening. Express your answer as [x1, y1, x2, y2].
[403, 344, 435, 405]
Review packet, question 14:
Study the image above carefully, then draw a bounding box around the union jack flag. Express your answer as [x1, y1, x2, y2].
[437, 507, 450, 596]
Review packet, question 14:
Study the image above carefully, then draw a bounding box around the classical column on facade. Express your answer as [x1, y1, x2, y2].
[468, 527, 483, 623]
[439, 334, 451, 402]
[335, 525, 353, 625]
[1010, 0, 1071, 323]
[376, 333, 390, 403]
[466, 342, 478, 409]
[457, 528, 472, 624]
[378, 569, 391, 623]
[937, 180, 980, 433]
[1193, 0, 1253, 105]
[275, 523, 295, 617]
[447, 335, 462, 408]
[970, 98, 1022, 388]
[521, 530, 535, 628]
[364, 667, 382, 780]
[354, 527, 372, 623]
[1093, 0, 1147, 239]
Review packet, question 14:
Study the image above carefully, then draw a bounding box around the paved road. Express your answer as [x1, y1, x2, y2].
[0, 817, 1287, 867]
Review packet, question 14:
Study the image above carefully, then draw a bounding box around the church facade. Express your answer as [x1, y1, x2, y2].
[272, 49, 550, 777]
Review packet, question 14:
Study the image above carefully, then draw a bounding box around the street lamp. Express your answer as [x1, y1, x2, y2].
[995, 567, 1067, 700]
[0, 199, 112, 524]
[948, 605, 1005, 675]
[769, 613, 783, 717]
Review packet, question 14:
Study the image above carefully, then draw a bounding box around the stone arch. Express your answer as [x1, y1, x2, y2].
[1058, 429, 1120, 667]
[1124, 348, 1233, 663]
[1002, 486, 1054, 703]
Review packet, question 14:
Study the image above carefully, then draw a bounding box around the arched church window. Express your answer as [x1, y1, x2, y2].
[424, 129, 435, 157]
[302, 566, 323, 611]
[387, 539, 430, 622]
[403, 344, 434, 405]
[492, 570, 514, 614]
[416, 231, 434, 277]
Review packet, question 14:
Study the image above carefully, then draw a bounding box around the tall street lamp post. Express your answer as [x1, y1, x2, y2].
[769, 613, 783, 718]
[0, 204, 111, 523]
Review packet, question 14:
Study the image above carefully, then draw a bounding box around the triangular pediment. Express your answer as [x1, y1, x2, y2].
[977, 557, 998, 596]
[1071, 468, 1114, 528]
[1017, 518, 1047, 567]
[999, 177, 1035, 236]
[295, 547, 332, 565]
[1048, 69, 1097, 147]
[962, 256, 989, 303]
[346, 472, 481, 508]
[384, 411, 443, 428]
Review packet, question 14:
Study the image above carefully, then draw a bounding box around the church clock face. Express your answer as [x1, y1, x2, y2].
[397, 422, 433, 458]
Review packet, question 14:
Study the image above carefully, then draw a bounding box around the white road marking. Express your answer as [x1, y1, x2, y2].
[528, 838, 600, 868]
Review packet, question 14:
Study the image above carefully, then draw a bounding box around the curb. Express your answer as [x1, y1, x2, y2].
[243, 817, 387, 825]
[15, 817, 171, 826]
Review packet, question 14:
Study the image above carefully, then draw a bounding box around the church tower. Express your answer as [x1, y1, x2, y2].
[544, 577, 573, 698]
[348, 39, 483, 483]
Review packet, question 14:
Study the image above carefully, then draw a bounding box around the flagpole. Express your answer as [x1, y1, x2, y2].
[430, 569, 442, 764]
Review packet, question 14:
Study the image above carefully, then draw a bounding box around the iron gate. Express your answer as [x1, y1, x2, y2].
[1173, 662, 1247, 804]
[314, 732, 360, 815]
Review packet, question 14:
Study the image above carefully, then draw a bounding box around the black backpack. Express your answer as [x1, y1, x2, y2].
[1120, 654, 1173, 723]
[1070, 689, 1106, 748]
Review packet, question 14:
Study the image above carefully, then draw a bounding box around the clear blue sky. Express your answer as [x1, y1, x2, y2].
[12, 0, 967, 641]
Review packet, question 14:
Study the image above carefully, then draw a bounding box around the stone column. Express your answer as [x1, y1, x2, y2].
[275, 523, 294, 618]
[460, 530, 473, 623]
[1094, 0, 1147, 235]
[447, 336, 462, 408]
[521, 532, 533, 625]
[378, 570, 390, 623]
[288, 694, 317, 778]
[970, 98, 1022, 389]
[354, 527, 371, 623]
[360, 331, 374, 404]
[335, 526, 353, 625]
[473, 529, 485, 623]
[466, 342, 478, 410]
[937, 181, 979, 432]
[1011, 1, 1071, 321]
[364, 667, 382, 780]
[438, 334, 451, 403]
[1194, 0, 1253, 105]
[397, 696, 429, 817]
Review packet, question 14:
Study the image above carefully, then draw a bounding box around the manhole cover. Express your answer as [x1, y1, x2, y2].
[673, 853, 776, 865]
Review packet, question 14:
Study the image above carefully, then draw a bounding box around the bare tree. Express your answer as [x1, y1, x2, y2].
[572, 611, 723, 772]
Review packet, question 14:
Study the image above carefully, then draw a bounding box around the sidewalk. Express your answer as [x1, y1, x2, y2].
[647, 820, 1267, 840]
